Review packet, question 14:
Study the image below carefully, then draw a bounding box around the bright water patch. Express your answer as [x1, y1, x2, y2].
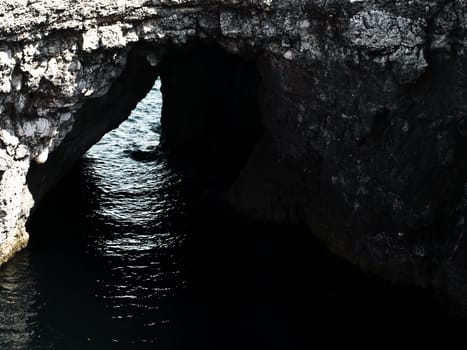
[73, 79, 189, 346]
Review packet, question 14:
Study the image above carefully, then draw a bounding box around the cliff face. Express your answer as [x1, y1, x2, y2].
[1, 0, 467, 311]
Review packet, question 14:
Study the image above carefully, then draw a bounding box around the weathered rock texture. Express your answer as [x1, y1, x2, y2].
[1, 0, 467, 312]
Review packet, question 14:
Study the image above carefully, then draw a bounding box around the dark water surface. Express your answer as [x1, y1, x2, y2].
[0, 81, 455, 349]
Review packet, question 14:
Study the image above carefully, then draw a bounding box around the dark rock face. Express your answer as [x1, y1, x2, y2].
[1, 0, 467, 313]
[158, 44, 263, 181]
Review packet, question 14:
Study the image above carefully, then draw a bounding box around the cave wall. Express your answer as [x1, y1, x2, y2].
[1, 0, 467, 310]
[158, 44, 263, 181]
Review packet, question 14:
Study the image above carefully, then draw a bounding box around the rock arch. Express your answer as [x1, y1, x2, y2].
[1, 0, 467, 312]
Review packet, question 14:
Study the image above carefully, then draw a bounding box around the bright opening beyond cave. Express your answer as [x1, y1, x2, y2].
[84, 78, 183, 229]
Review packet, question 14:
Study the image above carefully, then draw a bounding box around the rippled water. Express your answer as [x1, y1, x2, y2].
[1, 81, 191, 349]
[0, 80, 455, 350]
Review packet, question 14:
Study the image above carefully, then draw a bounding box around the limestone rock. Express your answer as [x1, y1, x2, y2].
[0, 0, 466, 314]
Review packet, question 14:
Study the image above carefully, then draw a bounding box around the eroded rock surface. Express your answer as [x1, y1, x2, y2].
[1, 0, 467, 313]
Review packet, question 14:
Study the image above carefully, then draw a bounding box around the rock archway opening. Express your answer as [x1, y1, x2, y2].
[27, 42, 265, 212]
[20, 43, 294, 348]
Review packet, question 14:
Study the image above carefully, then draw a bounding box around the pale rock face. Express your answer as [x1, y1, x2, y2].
[0, 129, 32, 265]
[349, 10, 428, 83]
[82, 28, 100, 52]
[0, 0, 466, 313]
[0, 50, 16, 94]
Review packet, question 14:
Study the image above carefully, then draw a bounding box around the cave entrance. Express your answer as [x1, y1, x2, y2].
[49, 44, 266, 243]
[22, 43, 269, 348]
[27, 43, 264, 203]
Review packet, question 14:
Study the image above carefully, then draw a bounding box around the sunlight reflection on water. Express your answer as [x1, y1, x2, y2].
[0, 79, 190, 349]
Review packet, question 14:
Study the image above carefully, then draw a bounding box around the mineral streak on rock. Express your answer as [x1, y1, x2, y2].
[0, 0, 467, 313]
